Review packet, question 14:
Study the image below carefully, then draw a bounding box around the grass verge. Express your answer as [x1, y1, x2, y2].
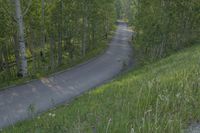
[2, 45, 200, 133]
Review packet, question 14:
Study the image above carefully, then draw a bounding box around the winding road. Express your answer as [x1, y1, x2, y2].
[0, 22, 133, 128]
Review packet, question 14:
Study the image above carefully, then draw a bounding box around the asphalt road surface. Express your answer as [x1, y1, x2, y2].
[0, 22, 133, 128]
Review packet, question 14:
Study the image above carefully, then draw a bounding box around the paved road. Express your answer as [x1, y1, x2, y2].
[0, 22, 133, 128]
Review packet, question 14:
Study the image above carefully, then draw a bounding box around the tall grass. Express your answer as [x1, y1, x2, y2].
[2, 45, 200, 133]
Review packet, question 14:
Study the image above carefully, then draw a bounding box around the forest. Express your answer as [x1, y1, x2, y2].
[0, 0, 200, 87]
[0, 0, 199, 87]
[0, 0, 116, 87]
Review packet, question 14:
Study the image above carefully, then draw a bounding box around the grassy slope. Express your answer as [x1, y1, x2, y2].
[2, 45, 200, 133]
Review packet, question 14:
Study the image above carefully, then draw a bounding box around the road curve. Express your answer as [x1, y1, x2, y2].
[0, 22, 133, 128]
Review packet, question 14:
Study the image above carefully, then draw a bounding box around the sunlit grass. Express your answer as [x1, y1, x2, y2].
[2, 45, 200, 133]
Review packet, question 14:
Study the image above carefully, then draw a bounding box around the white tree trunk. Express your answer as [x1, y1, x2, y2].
[14, 0, 27, 77]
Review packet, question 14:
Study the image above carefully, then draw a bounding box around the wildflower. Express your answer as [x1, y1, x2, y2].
[49, 113, 52, 116]
[52, 114, 56, 117]
[48, 113, 56, 118]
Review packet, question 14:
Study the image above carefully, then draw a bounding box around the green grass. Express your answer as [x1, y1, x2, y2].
[2, 45, 200, 133]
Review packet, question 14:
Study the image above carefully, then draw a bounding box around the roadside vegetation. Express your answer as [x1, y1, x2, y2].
[2, 44, 200, 133]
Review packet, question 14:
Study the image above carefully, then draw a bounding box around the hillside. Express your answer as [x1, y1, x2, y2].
[3, 45, 200, 133]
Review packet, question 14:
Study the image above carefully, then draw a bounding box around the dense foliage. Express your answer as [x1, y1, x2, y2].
[127, 0, 199, 62]
[0, 0, 116, 86]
